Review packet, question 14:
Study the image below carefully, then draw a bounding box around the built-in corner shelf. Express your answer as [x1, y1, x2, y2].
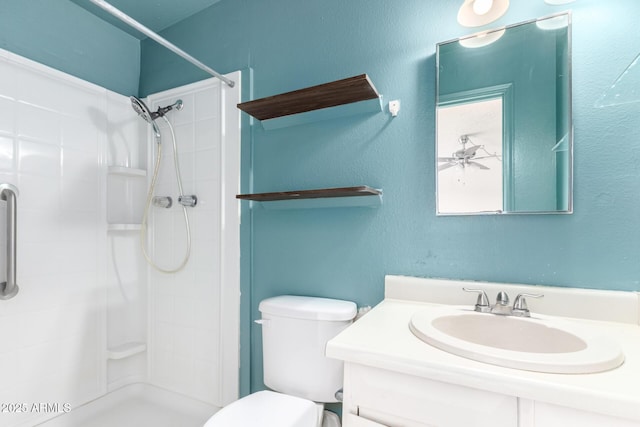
[107, 342, 147, 360]
[107, 166, 146, 227]
[107, 166, 147, 177]
[237, 74, 382, 130]
[236, 186, 382, 210]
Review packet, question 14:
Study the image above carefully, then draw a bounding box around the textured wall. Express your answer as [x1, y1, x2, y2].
[0, 0, 140, 96]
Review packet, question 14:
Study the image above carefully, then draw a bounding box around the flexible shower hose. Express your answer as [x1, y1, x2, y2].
[140, 115, 192, 273]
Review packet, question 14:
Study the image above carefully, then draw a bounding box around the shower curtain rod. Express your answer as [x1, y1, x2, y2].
[88, 0, 235, 88]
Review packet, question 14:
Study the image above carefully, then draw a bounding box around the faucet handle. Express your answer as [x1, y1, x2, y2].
[512, 293, 544, 317]
[462, 288, 490, 313]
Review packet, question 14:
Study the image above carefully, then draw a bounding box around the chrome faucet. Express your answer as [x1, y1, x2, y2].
[463, 288, 543, 317]
[512, 293, 544, 317]
[491, 291, 512, 315]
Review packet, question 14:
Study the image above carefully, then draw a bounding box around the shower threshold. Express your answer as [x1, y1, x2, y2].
[37, 383, 218, 427]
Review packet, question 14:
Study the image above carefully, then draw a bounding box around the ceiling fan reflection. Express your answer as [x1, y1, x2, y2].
[438, 135, 500, 172]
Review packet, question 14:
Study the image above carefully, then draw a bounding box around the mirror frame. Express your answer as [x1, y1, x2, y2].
[435, 13, 573, 216]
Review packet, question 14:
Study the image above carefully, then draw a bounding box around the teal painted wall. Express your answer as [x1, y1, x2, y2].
[139, 0, 640, 395]
[0, 0, 140, 95]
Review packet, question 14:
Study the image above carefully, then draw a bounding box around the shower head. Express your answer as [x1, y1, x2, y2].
[130, 96, 184, 121]
[130, 96, 161, 138]
[130, 96, 184, 139]
[130, 96, 154, 123]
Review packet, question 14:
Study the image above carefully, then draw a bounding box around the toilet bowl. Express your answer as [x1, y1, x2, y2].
[203, 390, 342, 427]
[203, 295, 356, 427]
[203, 391, 318, 427]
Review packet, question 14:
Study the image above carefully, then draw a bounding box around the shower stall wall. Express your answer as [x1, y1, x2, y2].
[144, 77, 241, 406]
[0, 48, 240, 427]
[0, 48, 108, 427]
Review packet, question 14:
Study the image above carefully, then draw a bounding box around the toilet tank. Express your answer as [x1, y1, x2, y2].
[258, 295, 357, 403]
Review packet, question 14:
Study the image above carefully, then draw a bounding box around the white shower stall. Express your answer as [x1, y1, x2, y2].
[0, 47, 240, 427]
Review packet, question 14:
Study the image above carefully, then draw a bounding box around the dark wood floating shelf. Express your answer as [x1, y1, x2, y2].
[237, 74, 380, 121]
[236, 186, 381, 202]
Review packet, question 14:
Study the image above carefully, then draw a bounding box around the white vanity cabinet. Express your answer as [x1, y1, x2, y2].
[342, 364, 517, 427]
[341, 363, 640, 427]
[519, 400, 640, 427]
[327, 276, 640, 427]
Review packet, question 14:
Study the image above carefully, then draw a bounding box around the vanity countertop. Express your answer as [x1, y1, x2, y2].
[326, 276, 640, 422]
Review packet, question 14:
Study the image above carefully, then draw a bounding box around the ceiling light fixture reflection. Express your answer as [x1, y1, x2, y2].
[459, 29, 506, 48]
[473, 0, 494, 15]
[458, 0, 510, 28]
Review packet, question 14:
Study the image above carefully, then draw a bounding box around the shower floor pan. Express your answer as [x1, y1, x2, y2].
[37, 383, 218, 427]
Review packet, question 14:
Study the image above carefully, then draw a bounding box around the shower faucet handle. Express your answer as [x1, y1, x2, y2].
[152, 196, 172, 209]
[178, 194, 198, 207]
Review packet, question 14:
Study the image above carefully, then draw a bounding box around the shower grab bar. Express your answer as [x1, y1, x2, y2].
[0, 183, 18, 300]
[88, 0, 235, 88]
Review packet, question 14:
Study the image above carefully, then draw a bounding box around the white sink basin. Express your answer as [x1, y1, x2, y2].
[409, 306, 624, 374]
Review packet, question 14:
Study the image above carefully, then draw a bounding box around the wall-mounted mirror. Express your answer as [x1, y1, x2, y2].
[436, 13, 572, 215]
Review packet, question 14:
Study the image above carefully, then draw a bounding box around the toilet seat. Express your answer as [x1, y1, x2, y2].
[203, 390, 319, 427]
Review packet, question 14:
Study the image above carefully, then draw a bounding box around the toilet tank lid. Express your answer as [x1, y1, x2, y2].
[259, 295, 357, 321]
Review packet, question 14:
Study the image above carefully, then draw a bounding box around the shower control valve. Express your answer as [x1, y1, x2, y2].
[178, 195, 198, 207]
[152, 196, 172, 209]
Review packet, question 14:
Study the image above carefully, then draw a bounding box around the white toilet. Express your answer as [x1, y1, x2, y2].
[204, 295, 357, 427]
